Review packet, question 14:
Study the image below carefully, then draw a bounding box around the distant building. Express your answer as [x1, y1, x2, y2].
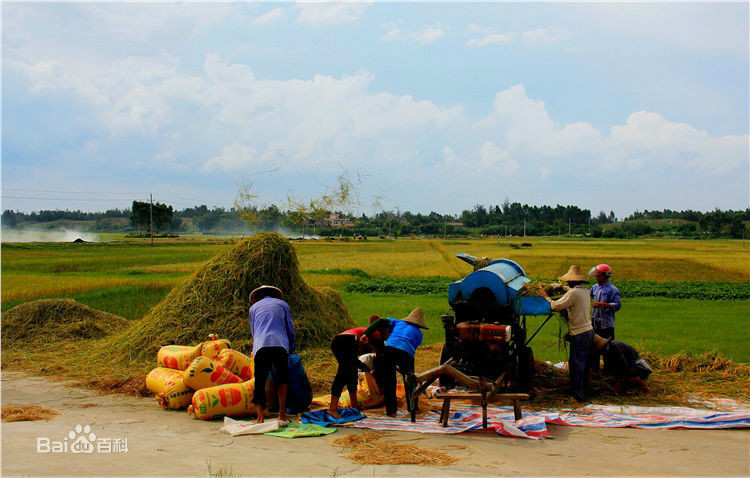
[327, 213, 354, 228]
[446, 221, 464, 227]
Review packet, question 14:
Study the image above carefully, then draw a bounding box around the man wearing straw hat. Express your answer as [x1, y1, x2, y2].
[367, 308, 428, 417]
[249, 285, 295, 424]
[539, 266, 593, 402]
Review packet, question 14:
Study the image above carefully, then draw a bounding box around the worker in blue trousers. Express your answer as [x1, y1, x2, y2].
[366, 308, 428, 417]
[539, 265, 593, 402]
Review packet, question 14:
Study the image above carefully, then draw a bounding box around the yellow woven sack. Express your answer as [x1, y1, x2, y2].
[157, 344, 203, 370]
[216, 349, 254, 381]
[156, 378, 194, 410]
[145, 367, 185, 395]
[201, 336, 231, 360]
[184, 356, 241, 391]
[312, 371, 384, 409]
[187, 380, 256, 420]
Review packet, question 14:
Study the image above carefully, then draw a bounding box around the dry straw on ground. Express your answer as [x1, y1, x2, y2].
[2, 405, 61, 422]
[332, 431, 460, 466]
[2, 299, 128, 347]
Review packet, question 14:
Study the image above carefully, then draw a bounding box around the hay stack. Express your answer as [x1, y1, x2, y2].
[1, 299, 128, 347]
[112, 232, 352, 360]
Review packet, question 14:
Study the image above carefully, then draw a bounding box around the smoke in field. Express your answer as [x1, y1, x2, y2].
[0, 228, 98, 243]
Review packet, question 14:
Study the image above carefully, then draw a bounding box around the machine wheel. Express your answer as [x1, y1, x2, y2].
[438, 343, 457, 388]
[517, 346, 535, 396]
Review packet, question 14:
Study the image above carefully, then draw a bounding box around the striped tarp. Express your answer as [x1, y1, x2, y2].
[350, 402, 750, 439]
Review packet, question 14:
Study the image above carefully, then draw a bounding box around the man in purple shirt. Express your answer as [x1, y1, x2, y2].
[249, 285, 296, 424]
[589, 264, 621, 371]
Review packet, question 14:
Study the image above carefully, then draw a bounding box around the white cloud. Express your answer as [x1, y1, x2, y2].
[539, 167, 551, 180]
[252, 8, 285, 26]
[522, 28, 572, 45]
[466, 32, 515, 47]
[479, 141, 519, 175]
[204, 144, 259, 171]
[295, 2, 369, 25]
[466, 23, 491, 34]
[382, 24, 446, 45]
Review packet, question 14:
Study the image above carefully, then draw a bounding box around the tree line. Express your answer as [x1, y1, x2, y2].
[2, 203, 749, 239]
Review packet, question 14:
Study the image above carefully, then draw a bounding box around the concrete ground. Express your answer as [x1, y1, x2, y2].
[1, 371, 748, 477]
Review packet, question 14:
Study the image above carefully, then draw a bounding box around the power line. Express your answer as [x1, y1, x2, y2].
[2, 188, 147, 195]
[1, 195, 132, 202]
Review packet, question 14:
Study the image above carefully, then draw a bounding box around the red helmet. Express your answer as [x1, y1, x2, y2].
[589, 264, 612, 278]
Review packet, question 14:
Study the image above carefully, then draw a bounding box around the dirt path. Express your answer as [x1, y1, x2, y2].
[2, 371, 748, 477]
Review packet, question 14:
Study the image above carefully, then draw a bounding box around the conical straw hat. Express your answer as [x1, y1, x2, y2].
[401, 308, 428, 329]
[249, 285, 283, 305]
[558, 265, 588, 283]
[592, 334, 612, 352]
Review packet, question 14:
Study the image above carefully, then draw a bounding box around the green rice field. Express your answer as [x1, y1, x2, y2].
[2, 236, 749, 362]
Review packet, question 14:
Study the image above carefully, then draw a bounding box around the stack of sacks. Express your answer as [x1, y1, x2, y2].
[146, 335, 258, 419]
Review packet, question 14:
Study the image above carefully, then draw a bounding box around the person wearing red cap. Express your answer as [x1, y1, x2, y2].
[326, 315, 381, 418]
[589, 264, 621, 372]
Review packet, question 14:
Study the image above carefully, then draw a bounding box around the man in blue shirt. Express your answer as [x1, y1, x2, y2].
[589, 264, 621, 371]
[366, 308, 427, 417]
[249, 285, 296, 424]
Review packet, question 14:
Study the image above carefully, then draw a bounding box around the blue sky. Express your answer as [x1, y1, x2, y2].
[2, 2, 748, 218]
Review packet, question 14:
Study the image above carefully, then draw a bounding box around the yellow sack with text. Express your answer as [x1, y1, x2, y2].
[156, 378, 194, 410]
[157, 344, 203, 370]
[184, 356, 242, 391]
[188, 380, 257, 420]
[312, 371, 384, 409]
[216, 349, 254, 381]
[201, 336, 231, 360]
[145, 367, 185, 395]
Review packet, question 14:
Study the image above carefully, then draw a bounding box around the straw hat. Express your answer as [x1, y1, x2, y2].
[558, 265, 589, 283]
[249, 285, 283, 305]
[592, 334, 612, 352]
[401, 308, 428, 329]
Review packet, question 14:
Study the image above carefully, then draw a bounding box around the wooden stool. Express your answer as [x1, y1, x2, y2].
[435, 392, 529, 428]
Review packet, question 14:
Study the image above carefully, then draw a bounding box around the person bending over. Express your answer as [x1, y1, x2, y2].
[248, 285, 295, 424]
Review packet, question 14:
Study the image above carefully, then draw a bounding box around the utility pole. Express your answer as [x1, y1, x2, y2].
[568, 217, 571, 236]
[523, 218, 526, 237]
[149, 193, 154, 246]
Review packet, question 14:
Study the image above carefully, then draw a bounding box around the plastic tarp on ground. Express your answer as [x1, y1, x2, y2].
[349, 402, 750, 440]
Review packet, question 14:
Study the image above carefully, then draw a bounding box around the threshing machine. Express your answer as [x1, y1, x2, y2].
[407, 254, 554, 422]
[439, 254, 553, 393]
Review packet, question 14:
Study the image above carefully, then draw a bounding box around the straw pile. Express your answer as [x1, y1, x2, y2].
[521, 281, 565, 297]
[2, 405, 61, 422]
[1, 299, 128, 347]
[332, 431, 460, 466]
[109, 232, 352, 361]
[643, 351, 750, 376]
